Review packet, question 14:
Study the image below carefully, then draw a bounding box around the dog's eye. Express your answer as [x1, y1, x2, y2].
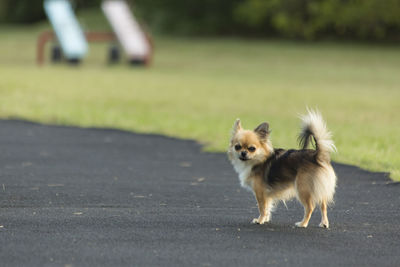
[248, 146, 256, 152]
[234, 144, 242, 151]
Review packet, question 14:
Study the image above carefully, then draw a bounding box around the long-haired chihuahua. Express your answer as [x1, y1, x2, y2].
[228, 109, 337, 228]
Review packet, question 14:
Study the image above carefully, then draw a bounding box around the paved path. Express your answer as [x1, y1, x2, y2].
[0, 120, 399, 266]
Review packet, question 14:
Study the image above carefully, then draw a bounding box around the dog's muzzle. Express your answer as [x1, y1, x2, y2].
[239, 151, 248, 161]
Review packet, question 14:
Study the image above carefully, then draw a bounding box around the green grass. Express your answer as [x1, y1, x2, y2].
[0, 12, 400, 180]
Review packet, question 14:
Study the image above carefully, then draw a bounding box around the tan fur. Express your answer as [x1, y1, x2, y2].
[228, 111, 337, 228]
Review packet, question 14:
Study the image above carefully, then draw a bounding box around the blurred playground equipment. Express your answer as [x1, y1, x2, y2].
[102, 0, 152, 65]
[39, 0, 88, 64]
[37, 0, 152, 66]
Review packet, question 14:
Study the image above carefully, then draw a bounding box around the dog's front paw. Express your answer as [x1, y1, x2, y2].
[319, 222, 329, 229]
[252, 217, 267, 225]
[295, 221, 308, 228]
[251, 218, 265, 224]
[252, 218, 260, 224]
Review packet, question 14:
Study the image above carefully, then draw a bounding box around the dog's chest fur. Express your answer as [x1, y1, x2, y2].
[231, 158, 254, 190]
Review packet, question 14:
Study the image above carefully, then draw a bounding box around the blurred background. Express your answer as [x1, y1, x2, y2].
[0, 0, 399, 180]
[2, 0, 400, 40]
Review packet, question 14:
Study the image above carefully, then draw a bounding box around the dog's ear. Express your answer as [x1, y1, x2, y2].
[254, 122, 270, 142]
[231, 119, 242, 137]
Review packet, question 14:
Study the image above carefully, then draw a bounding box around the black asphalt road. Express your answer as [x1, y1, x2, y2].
[1, 120, 399, 266]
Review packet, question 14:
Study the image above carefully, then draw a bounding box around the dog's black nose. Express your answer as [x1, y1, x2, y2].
[241, 151, 247, 157]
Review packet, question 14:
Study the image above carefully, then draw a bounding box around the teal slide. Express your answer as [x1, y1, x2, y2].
[44, 0, 88, 61]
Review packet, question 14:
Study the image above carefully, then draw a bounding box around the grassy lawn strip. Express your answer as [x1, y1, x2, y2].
[0, 14, 399, 180]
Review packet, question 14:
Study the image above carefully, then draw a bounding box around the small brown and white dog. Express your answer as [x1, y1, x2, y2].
[228, 109, 337, 228]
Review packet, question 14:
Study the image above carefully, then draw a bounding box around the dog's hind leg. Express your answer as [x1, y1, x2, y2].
[319, 200, 329, 228]
[295, 194, 315, 228]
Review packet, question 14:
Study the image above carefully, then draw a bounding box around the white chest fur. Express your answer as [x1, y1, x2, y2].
[231, 158, 253, 190]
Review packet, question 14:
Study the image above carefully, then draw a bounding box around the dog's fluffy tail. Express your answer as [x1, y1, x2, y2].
[298, 109, 336, 164]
